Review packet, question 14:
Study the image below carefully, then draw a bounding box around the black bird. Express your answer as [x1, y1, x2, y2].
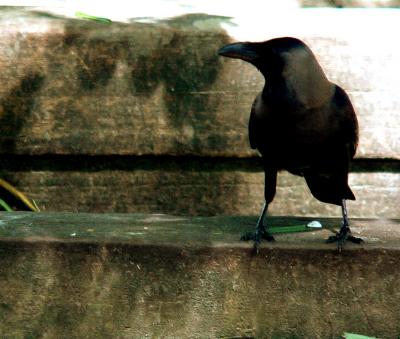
[218, 37, 363, 251]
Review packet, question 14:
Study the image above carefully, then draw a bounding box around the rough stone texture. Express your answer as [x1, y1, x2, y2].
[0, 9, 234, 157]
[0, 8, 399, 159]
[0, 8, 399, 217]
[0, 212, 400, 338]
[3, 168, 400, 218]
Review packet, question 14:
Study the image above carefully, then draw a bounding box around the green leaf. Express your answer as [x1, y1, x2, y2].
[75, 12, 112, 24]
[0, 199, 13, 211]
[343, 332, 379, 339]
[269, 225, 322, 234]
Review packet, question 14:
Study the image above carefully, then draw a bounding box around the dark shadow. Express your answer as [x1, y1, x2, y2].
[61, 19, 126, 91]
[0, 73, 45, 153]
[129, 53, 163, 96]
[0, 155, 262, 172]
[76, 38, 120, 90]
[128, 14, 231, 153]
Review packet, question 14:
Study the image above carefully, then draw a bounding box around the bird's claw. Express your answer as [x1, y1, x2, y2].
[240, 231, 275, 244]
[326, 226, 363, 251]
[240, 231, 275, 242]
[241, 227, 275, 255]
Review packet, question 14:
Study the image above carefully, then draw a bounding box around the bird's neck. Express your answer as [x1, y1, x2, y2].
[262, 51, 335, 110]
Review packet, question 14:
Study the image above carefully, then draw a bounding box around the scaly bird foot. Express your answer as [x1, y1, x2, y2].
[240, 231, 275, 242]
[241, 224, 275, 254]
[326, 226, 363, 251]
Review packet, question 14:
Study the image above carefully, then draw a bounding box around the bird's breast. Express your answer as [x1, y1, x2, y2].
[257, 117, 336, 171]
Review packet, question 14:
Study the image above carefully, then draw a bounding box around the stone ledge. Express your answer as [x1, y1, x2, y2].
[3, 169, 399, 218]
[0, 212, 399, 249]
[0, 213, 399, 338]
[0, 8, 399, 159]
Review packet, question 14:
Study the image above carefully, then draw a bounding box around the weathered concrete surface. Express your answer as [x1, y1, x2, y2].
[0, 8, 399, 159]
[0, 8, 399, 217]
[0, 212, 400, 338]
[4, 167, 400, 218]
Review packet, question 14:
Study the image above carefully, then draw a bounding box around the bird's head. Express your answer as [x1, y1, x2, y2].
[218, 37, 333, 108]
[218, 37, 307, 76]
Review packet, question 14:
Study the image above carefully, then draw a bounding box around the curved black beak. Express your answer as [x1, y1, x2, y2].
[218, 42, 260, 62]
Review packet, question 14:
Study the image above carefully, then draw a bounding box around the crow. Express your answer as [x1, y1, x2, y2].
[218, 37, 363, 251]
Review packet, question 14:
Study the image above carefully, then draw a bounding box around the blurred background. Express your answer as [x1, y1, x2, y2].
[0, 1, 399, 217]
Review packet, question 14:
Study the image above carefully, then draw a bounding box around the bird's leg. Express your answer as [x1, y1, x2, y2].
[241, 168, 276, 253]
[241, 201, 275, 252]
[326, 199, 363, 250]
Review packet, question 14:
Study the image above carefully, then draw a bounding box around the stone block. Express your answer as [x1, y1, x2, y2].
[0, 8, 399, 159]
[3, 161, 399, 218]
[0, 213, 400, 338]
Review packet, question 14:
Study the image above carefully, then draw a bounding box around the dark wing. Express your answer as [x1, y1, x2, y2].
[248, 94, 279, 203]
[333, 85, 359, 159]
[248, 93, 265, 150]
[304, 166, 355, 205]
[248, 101, 258, 149]
[304, 85, 358, 206]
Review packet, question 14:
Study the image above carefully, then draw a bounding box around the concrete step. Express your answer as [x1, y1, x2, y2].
[0, 8, 399, 159]
[3, 162, 399, 219]
[0, 7, 399, 217]
[0, 212, 399, 338]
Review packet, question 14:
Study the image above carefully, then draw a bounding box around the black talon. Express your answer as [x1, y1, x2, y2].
[326, 200, 363, 250]
[241, 202, 275, 254]
[326, 229, 363, 251]
[241, 228, 275, 242]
